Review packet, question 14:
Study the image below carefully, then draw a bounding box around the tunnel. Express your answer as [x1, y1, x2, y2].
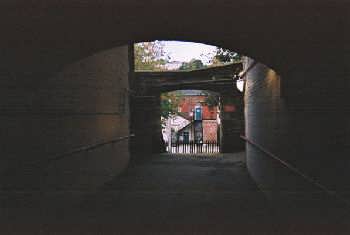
[1, 1, 350, 234]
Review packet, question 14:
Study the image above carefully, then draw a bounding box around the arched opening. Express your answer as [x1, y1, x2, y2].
[130, 41, 245, 158]
[2, 33, 349, 233]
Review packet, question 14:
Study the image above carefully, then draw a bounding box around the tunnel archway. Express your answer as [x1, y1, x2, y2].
[45, 38, 350, 210]
[2, 34, 348, 195]
[1, 2, 350, 233]
[6, 1, 344, 82]
[129, 42, 247, 158]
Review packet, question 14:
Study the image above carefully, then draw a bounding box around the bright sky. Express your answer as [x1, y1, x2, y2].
[161, 41, 217, 64]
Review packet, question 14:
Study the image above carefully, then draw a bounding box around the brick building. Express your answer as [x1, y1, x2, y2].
[177, 95, 218, 120]
[176, 94, 219, 142]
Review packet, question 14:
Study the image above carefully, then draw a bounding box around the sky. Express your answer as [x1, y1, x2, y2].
[161, 41, 217, 64]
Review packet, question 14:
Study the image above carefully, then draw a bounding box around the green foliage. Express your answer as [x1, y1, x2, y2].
[178, 59, 206, 71]
[160, 91, 182, 119]
[134, 41, 240, 71]
[134, 41, 170, 71]
[211, 48, 241, 65]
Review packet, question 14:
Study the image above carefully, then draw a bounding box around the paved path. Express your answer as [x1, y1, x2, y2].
[2, 152, 350, 234]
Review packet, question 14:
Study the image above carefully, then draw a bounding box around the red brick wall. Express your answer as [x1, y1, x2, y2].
[178, 96, 217, 120]
[203, 120, 218, 142]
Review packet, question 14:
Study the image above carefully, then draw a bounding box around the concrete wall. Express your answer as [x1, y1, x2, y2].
[1, 46, 130, 190]
[244, 57, 350, 201]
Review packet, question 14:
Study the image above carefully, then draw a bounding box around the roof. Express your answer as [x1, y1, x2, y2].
[177, 121, 194, 133]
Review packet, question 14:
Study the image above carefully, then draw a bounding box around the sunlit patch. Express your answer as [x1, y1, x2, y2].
[134, 40, 241, 72]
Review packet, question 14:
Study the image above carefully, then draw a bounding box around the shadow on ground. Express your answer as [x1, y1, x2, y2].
[1, 152, 350, 234]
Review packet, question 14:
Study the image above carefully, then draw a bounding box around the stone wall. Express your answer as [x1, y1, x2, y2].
[1, 46, 131, 190]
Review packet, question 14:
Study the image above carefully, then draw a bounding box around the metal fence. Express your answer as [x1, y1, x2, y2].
[165, 141, 220, 154]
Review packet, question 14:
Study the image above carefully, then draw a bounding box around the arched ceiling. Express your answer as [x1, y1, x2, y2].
[1, 0, 349, 78]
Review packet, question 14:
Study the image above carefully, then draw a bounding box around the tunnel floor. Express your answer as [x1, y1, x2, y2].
[2, 152, 350, 234]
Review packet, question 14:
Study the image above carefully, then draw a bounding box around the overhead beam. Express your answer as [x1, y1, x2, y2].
[135, 62, 242, 93]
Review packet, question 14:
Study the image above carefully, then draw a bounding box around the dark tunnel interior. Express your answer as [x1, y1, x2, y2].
[1, 1, 350, 234]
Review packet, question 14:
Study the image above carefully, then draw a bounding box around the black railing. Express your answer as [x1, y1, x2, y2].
[165, 141, 220, 154]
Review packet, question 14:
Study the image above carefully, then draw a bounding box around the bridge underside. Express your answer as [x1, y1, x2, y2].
[135, 63, 242, 92]
[0, 2, 350, 233]
[130, 63, 245, 156]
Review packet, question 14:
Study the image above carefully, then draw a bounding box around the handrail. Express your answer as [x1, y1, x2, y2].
[49, 134, 135, 162]
[240, 135, 350, 208]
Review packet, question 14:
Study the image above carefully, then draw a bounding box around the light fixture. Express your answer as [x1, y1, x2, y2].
[236, 78, 245, 92]
[234, 60, 257, 92]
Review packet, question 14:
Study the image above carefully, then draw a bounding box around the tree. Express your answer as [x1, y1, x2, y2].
[178, 59, 205, 71]
[134, 41, 170, 71]
[211, 48, 241, 65]
[160, 91, 181, 120]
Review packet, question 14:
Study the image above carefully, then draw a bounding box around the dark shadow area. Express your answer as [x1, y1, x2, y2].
[2, 152, 350, 234]
[1, 4, 350, 230]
